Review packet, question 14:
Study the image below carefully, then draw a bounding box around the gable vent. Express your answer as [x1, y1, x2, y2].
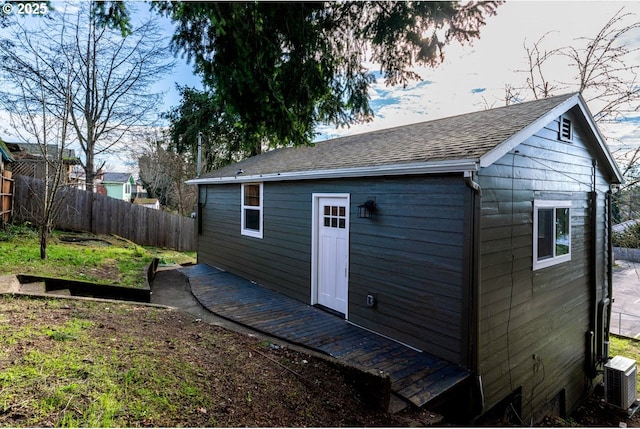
[559, 116, 573, 141]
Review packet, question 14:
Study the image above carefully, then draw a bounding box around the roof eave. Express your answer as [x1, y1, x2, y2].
[479, 93, 582, 168]
[478, 93, 624, 184]
[186, 159, 480, 185]
[574, 95, 624, 184]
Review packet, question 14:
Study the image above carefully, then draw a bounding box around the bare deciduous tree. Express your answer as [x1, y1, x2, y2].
[0, 26, 75, 258]
[1, 2, 174, 192]
[563, 13, 640, 122]
[502, 8, 640, 220]
[506, 9, 639, 120]
[135, 131, 197, 217]
[522, 32, 562, 100]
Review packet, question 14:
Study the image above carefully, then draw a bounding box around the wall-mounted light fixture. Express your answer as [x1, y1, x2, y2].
[358, 199, 376, 219]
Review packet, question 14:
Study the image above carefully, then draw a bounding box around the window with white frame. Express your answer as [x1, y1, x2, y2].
[533, 200, 571, 270]
[241, 183, 263, 238]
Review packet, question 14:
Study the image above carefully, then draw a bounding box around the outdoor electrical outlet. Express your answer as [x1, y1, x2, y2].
[366, 294, 376, 308]
[532, 354, 542, 373]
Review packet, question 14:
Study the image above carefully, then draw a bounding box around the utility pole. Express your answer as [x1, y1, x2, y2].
[197, 131, 202, 177]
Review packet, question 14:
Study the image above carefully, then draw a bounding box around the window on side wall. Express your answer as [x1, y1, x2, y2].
[241, 183, 263, 238]
[533, 200, 571, 270]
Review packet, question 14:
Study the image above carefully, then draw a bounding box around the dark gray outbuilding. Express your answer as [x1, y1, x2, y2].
[188, 93, 623, 422]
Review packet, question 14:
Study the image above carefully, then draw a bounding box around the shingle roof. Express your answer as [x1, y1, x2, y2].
[8, 142, 76, 160]
[102, 172, 133, 183]
[192, 93, 620, 183]
[0, 139, 13, 163]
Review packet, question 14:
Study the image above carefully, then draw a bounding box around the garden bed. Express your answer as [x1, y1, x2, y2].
[14, 257, 157, 302]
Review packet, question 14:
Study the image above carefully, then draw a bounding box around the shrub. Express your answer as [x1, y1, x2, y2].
[612, 222, 640, 248]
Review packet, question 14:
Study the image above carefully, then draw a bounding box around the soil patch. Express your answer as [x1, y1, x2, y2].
[58, 235, 113, 246]
[0, 295, 442, 427]
[543, 396, 640, 427]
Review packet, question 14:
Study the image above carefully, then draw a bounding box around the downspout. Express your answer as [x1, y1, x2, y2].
[587, 159, 598, 379]
[605, 188, 614, 360]
[197, 132, 202, 178]
[464, 170, 484, 416]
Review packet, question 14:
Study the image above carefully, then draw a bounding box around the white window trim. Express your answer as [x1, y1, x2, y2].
[533, 200, 572, 270]
[241, 183, 263, 239]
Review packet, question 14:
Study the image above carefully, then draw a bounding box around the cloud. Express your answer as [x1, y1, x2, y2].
[316, 1, 640, 152]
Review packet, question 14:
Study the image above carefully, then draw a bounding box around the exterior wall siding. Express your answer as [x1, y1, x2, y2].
[198, 175, 467, 364]
[104, 183, 124, 200]
[477, 110, 612, 421]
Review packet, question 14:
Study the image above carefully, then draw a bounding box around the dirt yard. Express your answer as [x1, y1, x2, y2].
[0, 295, 442, 427]
[3, 293, 640, 427]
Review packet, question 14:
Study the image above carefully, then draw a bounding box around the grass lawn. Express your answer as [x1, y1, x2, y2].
[610, 334, 640, 389]
[0, 224, 196, 288]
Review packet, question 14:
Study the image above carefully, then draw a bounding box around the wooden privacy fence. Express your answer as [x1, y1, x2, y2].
[0, 170, 13, 223]
[13, 175, 196, 252]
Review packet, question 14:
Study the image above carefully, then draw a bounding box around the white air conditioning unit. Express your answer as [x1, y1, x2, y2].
[605, 356, 637, 410]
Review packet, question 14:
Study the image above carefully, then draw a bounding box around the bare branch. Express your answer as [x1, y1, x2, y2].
[1, 2, 174, 191]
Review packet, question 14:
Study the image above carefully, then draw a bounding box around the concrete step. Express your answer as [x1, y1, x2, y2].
[19, 282, 45, 294]
[48, 289, 71, 296]
[0, 275, 21, 293]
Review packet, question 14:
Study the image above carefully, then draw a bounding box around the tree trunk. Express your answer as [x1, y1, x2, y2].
[39, 225, 48, 259]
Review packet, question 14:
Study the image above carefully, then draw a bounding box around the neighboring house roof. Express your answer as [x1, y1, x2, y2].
[134, 198, 159, 205]
[0, 139, 14, 163]
[102, 172, 133, 184]
[6, 142, 77, 161]
[188, 93, 623, 185]
[613, 219, 640, 234]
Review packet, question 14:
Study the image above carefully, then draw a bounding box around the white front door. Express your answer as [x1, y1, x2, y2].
[314, 195, 349, 316]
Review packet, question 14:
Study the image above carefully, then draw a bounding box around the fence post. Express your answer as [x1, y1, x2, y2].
[619, 312, 622, 336]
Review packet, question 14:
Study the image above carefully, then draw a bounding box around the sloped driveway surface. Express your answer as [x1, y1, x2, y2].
[611, 260, 640, 338]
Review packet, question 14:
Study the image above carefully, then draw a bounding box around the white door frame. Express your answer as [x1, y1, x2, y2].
[311, 193, 350, 318]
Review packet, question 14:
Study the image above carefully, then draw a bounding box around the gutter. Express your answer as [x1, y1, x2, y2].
[464, 170, 484, 416]
[187, 159, 480, 185]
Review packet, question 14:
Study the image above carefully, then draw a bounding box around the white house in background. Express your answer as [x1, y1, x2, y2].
[69, 165, 86, 190]
[133, 197, 160, 210]
[612, 219, 640, 234]
[98, 172, 134, 201]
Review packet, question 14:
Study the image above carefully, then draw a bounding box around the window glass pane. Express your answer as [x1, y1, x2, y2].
[245, 209, 260, 231]
[324, 206, 330, 216]
[331, 218, 338, 228]
[331, 206, 338, 216]
[339, 218, 345, 229]
[324, 217, 330, 227]
[555, 208, 570, 256]
[244, 185, 260, 206]
[339, 206, 345, 217]
[537, 208, 554, 260]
